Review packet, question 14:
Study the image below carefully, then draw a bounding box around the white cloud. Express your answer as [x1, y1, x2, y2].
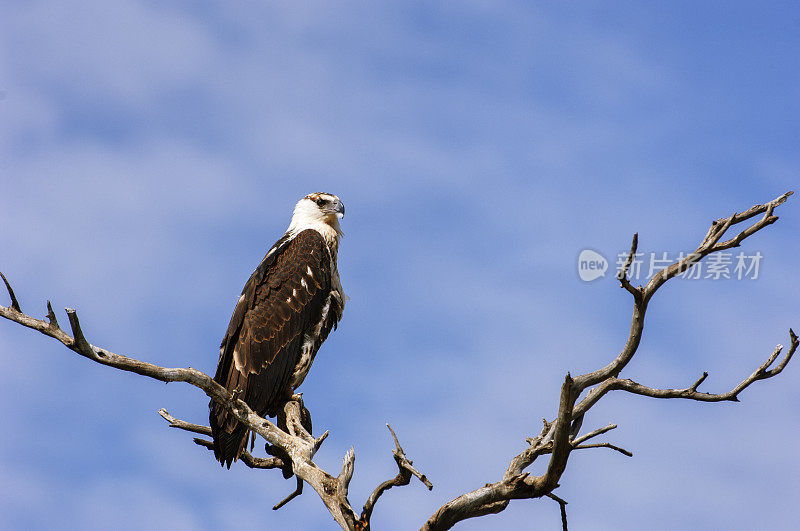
[1, 1, 798, 530]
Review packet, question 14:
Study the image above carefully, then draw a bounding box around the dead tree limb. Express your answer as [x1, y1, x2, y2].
[420, 191, 795, 530]
[358, 424, 434, 530]
[1, 191, 794, 530]
[0, 282, 431, 530]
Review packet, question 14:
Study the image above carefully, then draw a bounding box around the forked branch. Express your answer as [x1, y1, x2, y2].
[0, 280, 431, 530]
[1, 191, 794, 530]
[420, 191, 795, 530]
[158, 409, 284, 469]
[358, 425, 433, 529]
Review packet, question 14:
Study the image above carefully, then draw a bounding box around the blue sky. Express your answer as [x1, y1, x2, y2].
[1, 2, 798, 529]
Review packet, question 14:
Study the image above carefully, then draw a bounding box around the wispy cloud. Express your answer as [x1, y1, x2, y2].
[1, 1, 798, 529]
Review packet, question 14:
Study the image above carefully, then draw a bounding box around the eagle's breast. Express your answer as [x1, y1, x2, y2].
[289, 233, 343, 388]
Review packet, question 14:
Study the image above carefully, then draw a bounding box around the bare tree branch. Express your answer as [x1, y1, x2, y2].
[421, 191, 795, 530]
[570, 423, 617, 446]
[2, 191, 794, 530]
[616, 233, 643, 300]
[546, 492, 569, 531]
[571, 329, 798, 422]
[339, 446, 356, 498]
[421, 375, 579, 531]
[358, 425, 433, 529]
[158, 408, 212, 436]
[573, 191, 793, 394]
[573, 442, 633, 457]
[157, 409, 284, 469]
[0, 282, 431, 530]
[1, 272, 21, 312]
[273, 477, 304, 510]
[608, 335, 796, 402]
[191, 437, 284, 470]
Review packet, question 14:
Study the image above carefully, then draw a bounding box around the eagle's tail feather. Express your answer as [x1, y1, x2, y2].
[210, 407, 249, 469]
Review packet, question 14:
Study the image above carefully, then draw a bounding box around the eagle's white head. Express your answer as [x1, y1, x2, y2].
[287, 192, 345, 248]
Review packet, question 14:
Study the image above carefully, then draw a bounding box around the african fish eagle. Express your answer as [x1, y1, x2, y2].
[210, 192, 346, 468]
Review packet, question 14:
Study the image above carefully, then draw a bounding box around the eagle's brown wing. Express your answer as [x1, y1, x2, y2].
[209, 228, 340, 468]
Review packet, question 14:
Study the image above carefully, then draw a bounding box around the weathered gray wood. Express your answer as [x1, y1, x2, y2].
[1, 191, 794, 530]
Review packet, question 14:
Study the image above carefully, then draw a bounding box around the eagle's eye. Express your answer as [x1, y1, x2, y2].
[316, 198, 328, 206]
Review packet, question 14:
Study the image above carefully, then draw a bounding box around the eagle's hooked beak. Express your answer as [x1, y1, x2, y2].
[335, 200, 345, 218]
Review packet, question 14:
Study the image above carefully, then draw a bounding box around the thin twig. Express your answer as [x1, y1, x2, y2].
[1, 272, 21, 312]
[571, 423, 617, 446]
[358, 425, 432, 529]
[274, 477, 304, 510]
[573, 443, 633, 457]
[158, 408, 212, 436]
[616, 233, 642, 299]
[191, 437, 283, 469]
[546, 492, 569, 531]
